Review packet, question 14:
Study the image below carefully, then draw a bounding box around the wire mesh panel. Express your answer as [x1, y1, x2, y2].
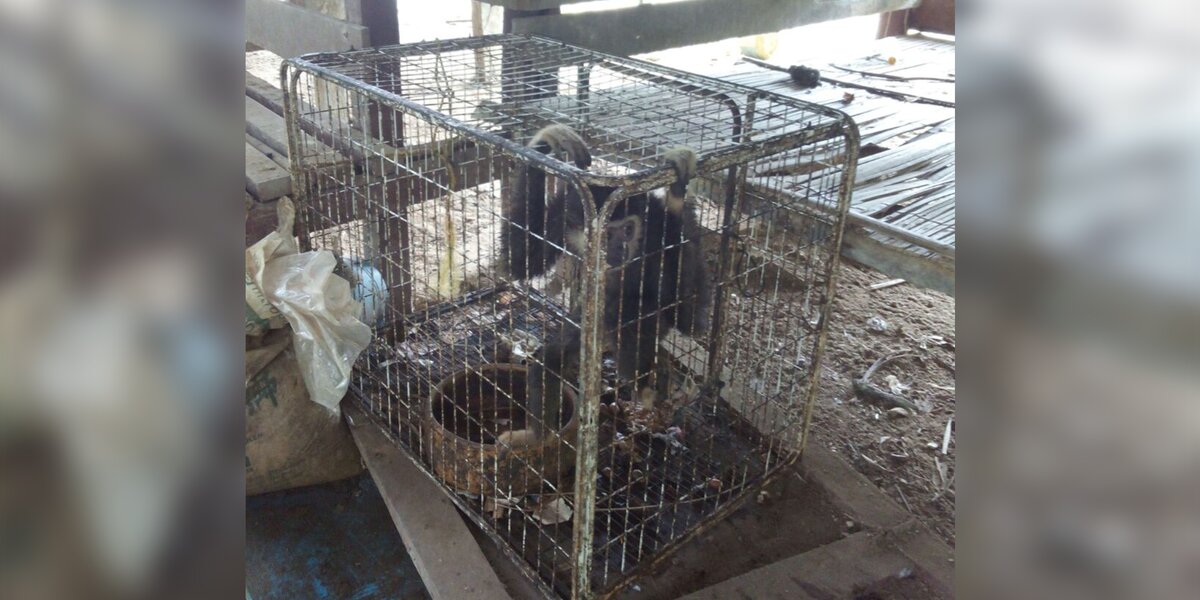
[282, 34, 857, 599]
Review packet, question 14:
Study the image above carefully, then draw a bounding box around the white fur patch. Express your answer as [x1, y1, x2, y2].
[666, 193, 685, 213]
[566, 230, 586, 254]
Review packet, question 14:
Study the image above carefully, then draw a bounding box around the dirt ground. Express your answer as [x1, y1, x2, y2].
[810, 260, 957, 547]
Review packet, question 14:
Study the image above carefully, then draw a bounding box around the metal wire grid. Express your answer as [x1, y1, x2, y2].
[289, 35, 848, 177]
[282, 34, 856, 599]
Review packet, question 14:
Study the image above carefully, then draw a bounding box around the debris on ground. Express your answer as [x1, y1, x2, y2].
[809, 263, 956, 547]
[865, 315, 889, 333]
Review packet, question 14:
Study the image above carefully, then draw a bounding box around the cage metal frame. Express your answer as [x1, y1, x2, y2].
[282, 34, 858, 599]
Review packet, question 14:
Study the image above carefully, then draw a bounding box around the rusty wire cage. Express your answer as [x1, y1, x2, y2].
[282, 34, 857, 599]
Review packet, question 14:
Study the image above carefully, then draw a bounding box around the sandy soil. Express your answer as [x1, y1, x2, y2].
[810, 260, 957, 547]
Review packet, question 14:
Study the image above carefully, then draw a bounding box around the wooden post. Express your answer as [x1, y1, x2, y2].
[361, 0, 402, 145]
[879, 0, 955, 38]
[472, 2, 487, 81]
[360, 0, 399, 45]
[876, 9, 909, 38]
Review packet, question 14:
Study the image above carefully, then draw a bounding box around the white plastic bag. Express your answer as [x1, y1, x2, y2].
[245, 198, 372, 412]
[244, 202, 297, 336]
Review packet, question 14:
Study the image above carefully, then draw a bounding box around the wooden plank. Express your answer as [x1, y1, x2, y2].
[462, 524, 545, 600]
[245, 72, 285, 116]
[246, 0, 369, 59]
[747, 167, 955, 258]
[246, 141, 292, 201]
[247, 89, 345, 170]
[245, 71, 356, 170]
[798, 442, 912, 531]
[344, 404, 512, 600]
[246, 96, 291, 158]
[680, 521, 952, 599]
[246, 135, 289, 170]
[511, 0, 920, 57]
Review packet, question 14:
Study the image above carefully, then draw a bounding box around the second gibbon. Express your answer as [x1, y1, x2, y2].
[499, 124, 713, 448]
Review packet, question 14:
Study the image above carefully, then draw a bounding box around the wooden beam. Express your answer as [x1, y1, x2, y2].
[245, 72, 285, 116]
[245, 96, 291, 158]
[244, 92, 349, 169]
[798, 443, 911, 530]
[841, 226, 955, 296]
[246, 0, 369, 58]
[276, 0, 397, 44]
[245, 141, 292, 201]
[850, 211, 956, 258]
[246, 135, 289, 170]
[511, 0, 920, 56]
[480, 0, 594, 9]
[344, 404, 512, 600]
[676, 442, 956, 598]
[679, 521, 952, 599]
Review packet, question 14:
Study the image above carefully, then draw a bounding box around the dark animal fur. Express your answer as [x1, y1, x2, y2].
[499, 125, 712, 444]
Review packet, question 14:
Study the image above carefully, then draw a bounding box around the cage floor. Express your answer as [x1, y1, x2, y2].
[351, 287, 779, 597]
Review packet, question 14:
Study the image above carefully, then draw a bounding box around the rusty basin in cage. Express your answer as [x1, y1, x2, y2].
[426, 363, 578, 496]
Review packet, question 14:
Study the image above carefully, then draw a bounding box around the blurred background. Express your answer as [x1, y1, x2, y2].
[957, 1, 1200, 598]
[0, 1, 244, 598]
[0, 0, 1197, 598]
